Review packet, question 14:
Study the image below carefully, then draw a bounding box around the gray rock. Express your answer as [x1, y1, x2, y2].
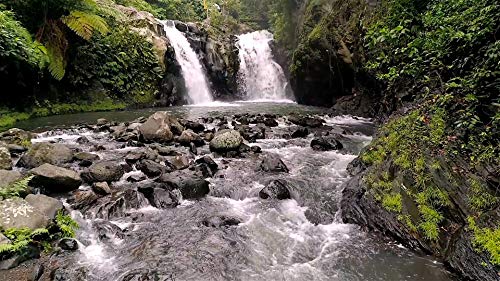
[30, 163, 82, 192]
[96, 118, 108, 126]
[17, 142, 73, 168]
[74, 152, 100, 162]
[139, 112, 183, 143]
[0, 146, 12, 170]
[165, 155, 190, 170]
[0, 128, 32, 146]
[178, 129, 204, 146]
[209, 130, 243, 152]
[81, 161, 125, 183]
[291, 127, 309, 138]
[25, 194, 63, 219]
[59, 238, 79, 251]
[156, 170, 209, 199]
[259, 179, 292, 200]
[0, 170, 22, 187]
[0, 198, 50, 230]
[311, 136, 343, 151]
[0, 233, 9, 245]
[92, 182, 111, 195]
[202, 215, 241, 227]
[259, 154, 289, 173]
[136, 160, 168, 178]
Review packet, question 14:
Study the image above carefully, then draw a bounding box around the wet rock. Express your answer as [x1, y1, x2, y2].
[189, 142, 198, 155]
[263, 118, 279, 127]
[30, 263, 44, 281]
[310, 136, 343, 151]
[59, 238, 78, 251]
[251, 146, 262, 153]
[136, 159, 168, 177]
[141, 187, 180, 209]
[92, 189, 149, 219]
[74, 152, 100, 165]
[96, 118, 108, 126]
[209, 129, 243, 152]
[92, 182, 112, 195]
[259, 154, 289, 173]
[203, 132, 215, 141]
[17, 142, 73, 168]
[346, 157, 366, 176]
[288, 115, 324, 128]
[178, 129, 204, 146]
[0, 146, 12, 170]
[93, 220, 125, 241]
[237, 125, 265, 142]
[5, 143, 27, 156]
[165, 155, 190, 170]
[125, 151, 145, 165]
[0, 233, 9, 245]
[153, 145, 182, 157]
[291, 127, 309, 138]
[25, 194, 62, 219]
[76, 136, 90, 144]
[0, 245, 40, 270]
[195, 156, 218, 174]
[69, 190, 100, 211]
[259, 179, 291, 200]
[30, 164, 82, 192]
[81, 161, 125, 183]
[0, 170, 22, 187]
[202, 215, 241, 227]
[0, 128, 32, 146]
[181, 120, 205, 133]
[156, 170, 209, 199]
[139, 112, 184, 143]
[126, 174, 146, 183]
[0, 198, 50, 229]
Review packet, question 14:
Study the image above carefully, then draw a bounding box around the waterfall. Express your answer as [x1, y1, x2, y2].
[161, 20, 213, 104]
[237, 30, 290, 101]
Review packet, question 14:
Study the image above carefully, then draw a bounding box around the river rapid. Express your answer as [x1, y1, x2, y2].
[9, 102, 456, 281]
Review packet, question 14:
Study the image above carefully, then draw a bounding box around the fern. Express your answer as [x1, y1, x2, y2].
[55, 211, 79, 238]
[62, 11, 109, 41]
[44, 21, 68, 81]
[0, 175, 34, 199]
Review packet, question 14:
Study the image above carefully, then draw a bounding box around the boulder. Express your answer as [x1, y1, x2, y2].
[165, 155, 190, 170]
[156, 170, 209, 199]
[0, 170, 22, 187]
[140, 187, 180, 209]
[237, 125, 265, 142]
[127, 174, 147, 183]
[202, 215, 241, 227]
[259, 154, 289, 173]
[195, 156, 218, 174]
[92, 182, 112, 195]
[25, 194, 63, 219]
[81, 161, 125, 183]
[0, 198, 50, 230]
[259, 179, 292, 200]
[30, 164, 82, 192]
[59, 238, 79, 251]
[288, 116, 324, 128]
[17, 143, 73, 168]
[263, 118, 279, 127]
[310, 136, 343, 151]
[96, 118, 108, 126]
[136, 160, 168, 178]
[182, 120, 205, 133]
[91, 189, 149, 219]
[209, 130, 243, 152]
[74, 152, 100, 166]
[178, 130, 204, 146]
[139, 112, 183, 143]
[0, 146, 12, 170]
[0, 128, 32, 146]
[291, 127, 309, 138]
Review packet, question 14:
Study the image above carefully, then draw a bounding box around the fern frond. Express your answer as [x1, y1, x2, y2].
[62, 11, 109, 41]
[56, 211, 79, 238]
[31, 228, 49, 236]
[0, 175, 34, 199]
[43, 21, 68, 80]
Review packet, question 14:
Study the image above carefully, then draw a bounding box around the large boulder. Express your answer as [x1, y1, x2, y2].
[17, 143, 73, 168]
[139, 112, 183, 143]
[0, 198, 50, 230]
[259, 154, 289, 173]
[209, 130, 243, 153]
[177, 130, 204, 146]
[0, 146, 12, 170]
[0, 170, 21, 187]
[136, 160, 168, 178]
[81, 161, 125, 183]
[259, 179, 292, 200]
[156, 170, 210, 199]
[25, 194, 63, 219]
[288, 116, 324, 128]
[30, 164, 82, 192]
[0, 128, 32, 146]
[310, 136, 343, 151]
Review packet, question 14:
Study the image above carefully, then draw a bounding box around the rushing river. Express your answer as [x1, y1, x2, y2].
[11, 102, 456, 281]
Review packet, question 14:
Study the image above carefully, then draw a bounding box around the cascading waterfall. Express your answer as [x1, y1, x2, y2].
[237, 30, 290, 101]
[161, 20, 213, 104]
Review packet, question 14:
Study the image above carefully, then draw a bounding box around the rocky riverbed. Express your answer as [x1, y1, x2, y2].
[0, 106, 457, 281]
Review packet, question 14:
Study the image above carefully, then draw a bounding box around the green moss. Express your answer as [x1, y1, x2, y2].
[418, 204, 443, 241]
[468, 177, 499, 212]
[382, 193, 403, 213]
[468, 217, 500, 265]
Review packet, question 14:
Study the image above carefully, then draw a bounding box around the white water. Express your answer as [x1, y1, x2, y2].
[237, 30, 291, 101]
[161, 20, 213, 104]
